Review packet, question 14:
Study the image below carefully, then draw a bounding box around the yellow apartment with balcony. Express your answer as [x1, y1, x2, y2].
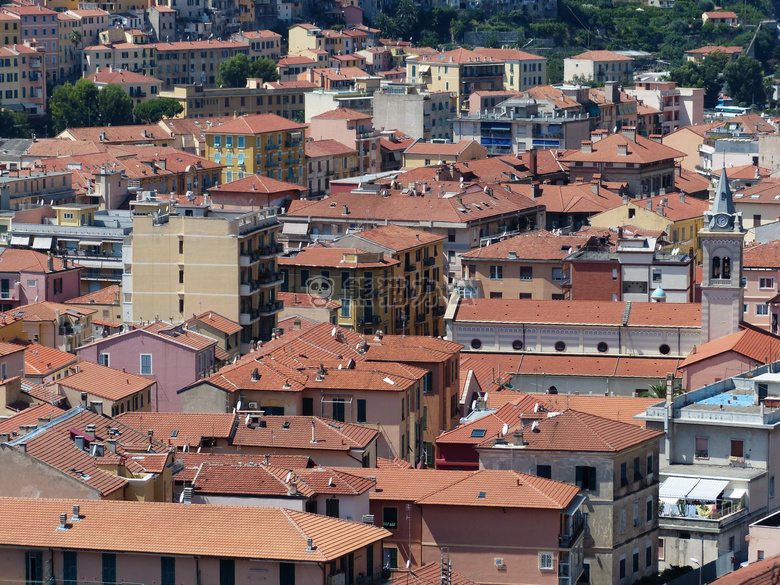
[205, 114, 306, 187]
[125, 206, 284, 351]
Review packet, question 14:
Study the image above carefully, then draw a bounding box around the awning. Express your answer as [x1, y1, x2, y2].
[78, 240, 103, 247]
[31, 236, 52, 250]
[9, 236, 29, 246]
[660, 476, 698, 500]
[419, 64, 430, 74]
[687, 479, 729, 501]
[21, 102, 38, 110]
[282, 222, 309, 236]
[75, 259, 105, 269]
[722, 487, 747, 500]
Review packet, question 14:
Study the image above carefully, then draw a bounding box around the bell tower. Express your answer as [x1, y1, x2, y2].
[699, 169, 745, 343]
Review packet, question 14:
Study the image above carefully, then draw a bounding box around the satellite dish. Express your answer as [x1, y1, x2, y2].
[237, 400, 242, 411]
[286, 471, 292, 482]
[501, 423, 509, 435]
[533, 403, 539, 413]
[331, 327, 337, 337]
[245, 414, 250, 425]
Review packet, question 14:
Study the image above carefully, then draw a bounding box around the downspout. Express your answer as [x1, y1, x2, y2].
[664, 372, 673, 465]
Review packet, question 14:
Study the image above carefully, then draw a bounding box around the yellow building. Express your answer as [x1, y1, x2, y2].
[86, 67, 162, 108]
[57, 13, 80, 79]
[587, 193, 710, 252]
[288, 23, 343, 56]
[125, 206, 284, 351]
[473, 48, 547, 92]
[45, 0, 79, 11]
[157, 80, 310, 119]
[332, 224, 448, 337]
[152, 40, 249, 90]
[0, 13, 19, 47]
[406, 48, 504, 112]
[82, 43, 156, 77]
[402, 139, 487, 169]
[205, 113, 306, 186]
[278, 245, 400, 335]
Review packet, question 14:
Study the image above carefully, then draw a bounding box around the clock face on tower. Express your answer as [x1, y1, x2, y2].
[715, 214, 729, 228]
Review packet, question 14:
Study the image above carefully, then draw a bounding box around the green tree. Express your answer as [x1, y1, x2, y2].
[393, 0, 419, 41]
[133, 98, 184, 123]
[483, 32, 501, 48]
[0, 104, 31, 138]
[250, 57, 279, 82]
[70, 28, 81, 51]
[49, 78, 100, 132]
[98, 84, 133, 126]
[373, 12, 394, 38]
[419, 30, 440, 48]
[669, 51, 728, 108]
[431, 5, 457, 42]
[216, 53, 252, 88]
[724, 55, 766, 106]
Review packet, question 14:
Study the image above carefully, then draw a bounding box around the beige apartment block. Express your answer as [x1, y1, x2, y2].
[474, 47, 547, 91]
[564, 50, 634, 84]
[125, 207, 283, 352]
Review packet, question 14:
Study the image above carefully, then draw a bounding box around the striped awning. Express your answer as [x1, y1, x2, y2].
[31, 237, 52, 250]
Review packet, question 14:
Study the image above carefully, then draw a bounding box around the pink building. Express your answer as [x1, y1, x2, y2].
[310, 107, 381, 176]
[76, 320, 217, 412]
[0, 249, 81, 310]
[2, 2, 58, 81]
[743, 240, 780, 332]
[15, 42, 46, 115]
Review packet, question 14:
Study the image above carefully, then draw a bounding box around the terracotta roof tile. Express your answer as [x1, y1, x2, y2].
[278, 245, 400, 269]
[0, 249, 73, 274]
[232, 415, 378, 451]
[151, 39, 248, 51]
[461, 230, 595, 260]
[86, 69, 162, 84]
[13, 302, 96, 323]
[745, 241, 780, 268]
[58, 361, 153, 401]
[364, 336, 462, 364]
[569, 50, 633, 61]
[312, 107, 372, 121]
[396, 563, 477, 585]
[177, 452, 312, 481]
[707, 556, 780, 585]
[473, 48, 545, 62]
[0, 402, 66, 435]
[684, 45, 743, 55]
[561, 133, 685, 165]
[704, 11, 738, 18]
[0, 497, 389, 561]
[115, 412, 237, 448]
[376, 456, 413, 469]
[13, 341, 76, 377]
[205, 114, 306, 135]
[306, 139, 358, 158]
[416, 47, 503, 65]
[65, 285, 121, 307]
[140, 320, 217, 350]
[404, 140, 480, 157]
[711, 113, 775, 135]
[21, 378, 66, 405]
[679, 326, 780, 368]
[210, 173, 307, 194]
[186, 311, 243, 335]
[345, 224, 446, 251]
[713, 164, 771, 180]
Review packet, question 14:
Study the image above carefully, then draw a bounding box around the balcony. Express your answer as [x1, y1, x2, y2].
[659, 498, 746, 526]
[287, 156, 301, 165]
[395, 317, 409, 330]
[255, 242, 284, 259]
[423, 256, 435, 267]
[559, 514, 585, 548]
[433, 306, 446, 317]
[239, 282, 257, 296]
[265, 159, 280, 168]
[30, 59, 41, 68]
[239, 311, 255, 325]
[266, 142, 280, 150]
[258, 299, 284, 316]
[257, 271, 284, 288]
[404, 263, 417, 272]
[415, 313, 426, 323]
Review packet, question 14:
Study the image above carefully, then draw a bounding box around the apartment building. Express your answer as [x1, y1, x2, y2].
[625, 82, 705, 135]
[564, 50, 634, 84]
[82, 42, 155, 77]
[0, 249, 81, 311]
[86, 67, 161, 108]
[151, 39, 249, 90]
[64, 9, 109, 48]
[204, 113, 306, 186]
[3, 3, 58, 81]
[16, 301, 94, 352]
[474, 47, 547, 91]
[57, 12, 79, 79]
[125, 206, 283, 351]
[158, 81, 312, 119]
[402, 140, 487, 169]
[0, 42, 46, 116]
[407, 48, 504, 112]
[288, 23, 344, 56]
[0, 13, 20, 46]
[373, 86, 456, 142]
[741, 241, 780, 331]
[232, 30, 282, 60]
[305, 139, 358, 198]
[309, 108, 381, 177]
[331, 225, 448, 337]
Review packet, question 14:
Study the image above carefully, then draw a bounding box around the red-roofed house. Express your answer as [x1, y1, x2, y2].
[743, 241, 780, 331]
[0, 248, 82, 310]
[310, 107, 381, 175]
[55, 361, 156, 415]
[85, 66, 162, 108]
[305, 139, 359, 198]
[564, 50, 634, 84]
[402, 139, 487, 169]
[208, 174, 308, 209]
[185, 311, 243, 364]
[477, 410, 664, 585]
[15, 302, 96, 353]
[702, 11, 739, 26]
[76, 320, 218, 413]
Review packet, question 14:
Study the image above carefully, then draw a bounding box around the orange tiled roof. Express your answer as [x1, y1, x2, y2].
[679, 326, 780, 368]
[377, 456, 413, 469]
[21, 378, 66, 405]
[140, 320, 217, 351]
[24, 138, 114, 158]
[346, 224, 446, 251]
[151, 39, 248, 51]
[115, 412, 237, 448]
[0, 402, 66, 435]
[0, 497, 390, 561]
[704, 11, 738, 18]
[205, 114, 306, 135]
[473, 48, 545, 62]
[186, 311, 243, 335]
[707, 556, 780, 585]
[561, 133, 685, 165]
[65, 285, 121, 307]
[58, 361, 153, 402]
[569, 50, 633, 61]
[86, 69, 161, 84]
[745, 240, 780, 268]
[685, 45, 742, 55]
[712, 164, 771, 180]
[14, 341, 76, 377]
[13, 302, 95, 323]
[364, 335, 462, 364]
[232, 415, 378, 451]
[396, 563, 476, 585]
[278, 316, 320, 332]
[210, 173, 307, 194]
[711, 113, 775, 135]
[415, 47, 503, 65]
[312, 107, 372, 121]
[278, 245, 400, 269]
[627, 191, 710, 221]
[0, 248, 74, 274]
[176, 452, 312, 481]
[461, 230, 595, 261]
[306, 139, 357, 158]
[404, 140, 479, 157]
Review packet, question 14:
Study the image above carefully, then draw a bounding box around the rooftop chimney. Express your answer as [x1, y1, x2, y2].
[512, 428, 524, 446]
[306, 538, 314, 552]
[80, 392, 88, 408]
[57, 513, 69, 531]
[90, 400, 103, 416]
[527, 147, 537, 176]
[71, 505, 81, 522]
[617, 144, 628, 157]
[591, 180, 600, 196]
[106, 438, 117, 454]
[0, 432, 9, 443]
[620, 126, 637, 143]
[581, 140, 593, 154]
[183, 486, 193, 505]
[679, 191, 686, 203]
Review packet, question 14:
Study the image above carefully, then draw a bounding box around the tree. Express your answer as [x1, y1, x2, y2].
[133, 98, 184, 123]
[373, 12, 394, 38]
[49, 78, 100, 133]
[724, 55, 766, 106]
[250, 57, 279, 83]
[70, 28, 81, 51]
[216, 53, 252, 88]
[393, 0, 419, 41]
[98, 84, 134, 126]
[669, 51, 728, 108]
[419, 30, 440, 48]
[483, 32, 501, 48]
[0, 104, 31, 138]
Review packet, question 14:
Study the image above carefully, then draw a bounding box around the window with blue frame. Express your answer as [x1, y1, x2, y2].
[226, 135, 233, 148]
[214, 135, 221, 147]
[237, 136, 244, 149]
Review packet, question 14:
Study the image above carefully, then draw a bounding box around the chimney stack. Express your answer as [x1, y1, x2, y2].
[620, 126, 637, 143]
[71, 505, 81, 522]
[90, 400, 103, 416]
[512, 428, 524, 446]
[617, 143, 628, 157]
[57, 513, 68, 531]
[581, 140, 593, 154]
[80, 392, 88, 408]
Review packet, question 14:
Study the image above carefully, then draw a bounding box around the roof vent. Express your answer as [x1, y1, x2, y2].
[71, 505, 81, 522]
[57, 513, 69, 531]
[508, 251, 517, 260]
[306, 538, 315, 552]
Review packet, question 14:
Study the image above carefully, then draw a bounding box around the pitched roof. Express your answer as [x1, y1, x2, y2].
[344, 224, 446, 252]
[14, 341, 76, 377]
[509, 182, 625, 215]
[115, 412, 237, 448]
[704, 11, 738, 18]
[684, 45, 743, 55]
[404, 140, 479, 157]
[306, 139, 358, 158]
[0, 402, 66, 435]
[205, 114, 306, 135]
[733, 178, 780, 203]
[58, 361, 153, 401]
[0, 248, 73, 274]
[65, 285, 121, 307]
[210, 173, 307, 194]
[151, 39, 249, 51]
[86, 69, 162, 84]
[454, 298, 701, 327]
[396, 563, 477, 585]
[473, 48, 545, 62]
[186, 311, 243, 335]
[232, 416, 378, 451]
[415, 47, 503, 65]
[712, 164, 771, 180]
[679, 326, 780, 368]
[627, 191, 710, 221]
[176, 452, 312, 481]
[377, 456, 413, 469]
[277, 245, 400, 269]
[460, 230, 595, 261]
[364, 335, 462, 363]
[13, 302, 96, 322]
[745, 240, 780, 268]
[569, 50, 633, 61]
[711, 113, 775, 135]
[140, 320, 217, 350]
[0, 497, 389, 562]
[312, 107, 372, 121]
[561, 133, 685, 165]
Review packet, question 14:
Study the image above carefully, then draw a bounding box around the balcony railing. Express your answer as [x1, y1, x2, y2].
[659, 498, 744, 521]
[258, 299, 284, 316]
[432, 306, 446, 317]
[423, 256, 435, 267]
[559, 514, 585, 548]
[405, 263, 417, 272]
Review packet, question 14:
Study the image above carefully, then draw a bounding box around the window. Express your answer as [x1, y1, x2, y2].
[620, 509, 626, 534]
[357, 399, 367, 423]
[554, 341, 566, 352]
[26, 551, 43, 585]
[214, 135, 221, 148]
[63, 551, 77, 585]
[646, 545, 653, 568]
[302, 397, 313, 416]
[647, 453, 653, 476]
[471, 339, 482, 349]
[731, 439, 744, 458]
[325, 498, 339, 518]
[54, 277, 63, 295]
[695, 437, 709, 458]
[490, 265, 503, 280]
[757, 304, 769, 316]
[620, 462, 628, 486]
[141, 354, 152, 375]
[612, 268, 618, 281]
[552, 267, 563, 281]
[332, 398, 345, 422]
[619, 557, 626, 580]
[771, 476, 775, 499]
[537, 464, 552, 479]
[383, 507, 398, 529]
[512, 340, 524, 351]
[634, 457, 642, 481]
[520, 267, 533, 280]
[758, 550, 765, 561]
[760, 278, 775, 289]
[633, 551, 639, 574]
[384, 548, 398, 569]
[423, 371, 433, 393]
[646, 498, 653, 522]
[658, 539, 665, 560]
[340, 298, 351, 318]
[597, 342, 608, 353]
[576, 466, 597, 491]
[659, 344, 671, 355]
[226, 135, 233, 148]
[280, 563, 295, 585]
[539, 552, 554, 570]
[237, 136, 244, 149]
[103, 554, 117, 584]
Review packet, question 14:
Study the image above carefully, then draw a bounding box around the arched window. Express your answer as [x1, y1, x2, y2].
[712, 256, 721, 279]
[723, 256, 731, 279]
